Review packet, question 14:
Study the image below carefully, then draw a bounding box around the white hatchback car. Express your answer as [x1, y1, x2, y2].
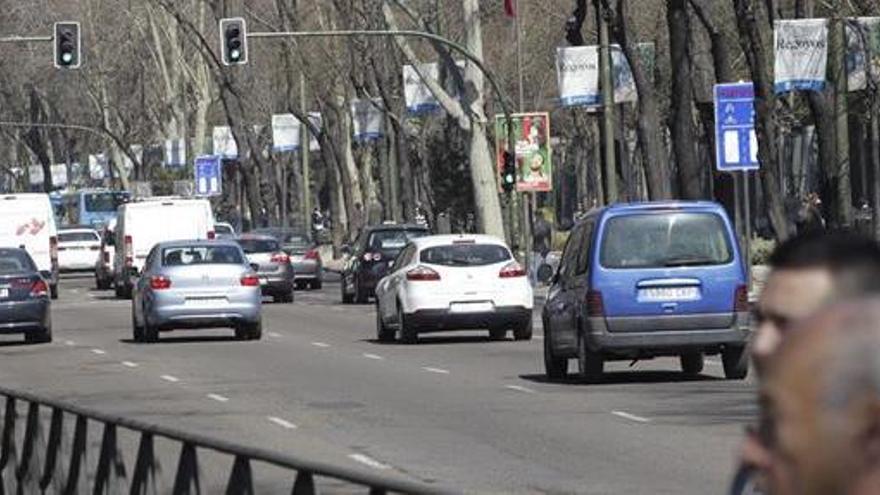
[57, 228, 101, 272]
[375, 235, 533, 344]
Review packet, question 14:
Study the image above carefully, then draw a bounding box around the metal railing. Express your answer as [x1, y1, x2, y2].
[0, 385, 452, 494]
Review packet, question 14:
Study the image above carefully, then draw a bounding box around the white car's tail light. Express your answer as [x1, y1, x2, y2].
[406, 266, 440, 281]
[149, 276, 172, 290]
[240, 275, 260, 287]
[499, 262, 527, 278]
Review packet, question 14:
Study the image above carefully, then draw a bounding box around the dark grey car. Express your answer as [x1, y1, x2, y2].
[0, 248, 52, 343]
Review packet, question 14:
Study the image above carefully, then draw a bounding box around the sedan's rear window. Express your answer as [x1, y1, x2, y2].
[59, 231, 99, 243]
[369, 230, 428, 251]
[600, 213, 733, 269]
[236, 239, 280, 254]
[421, 244, 511, 267]
[163, 246, 244, 266]
[0, 250, 36, 274]
[215, 224, 234, 235]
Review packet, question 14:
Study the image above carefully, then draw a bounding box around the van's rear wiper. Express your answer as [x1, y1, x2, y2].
[663, 257, 716, 267]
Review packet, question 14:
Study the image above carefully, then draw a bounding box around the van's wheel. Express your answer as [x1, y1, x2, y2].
[398, 306, 418, 345]
[577, 333, 604, 383]
[489, 328, 507, 341]
[722, 345, 749, 380]
[50, 284, 58, 300]
[544, 324, 569, 381]
[680, 353, 705, 375]
[376, 304, 395, 342]
[26, 326, 52, 344]
[513, 318, 533, 341]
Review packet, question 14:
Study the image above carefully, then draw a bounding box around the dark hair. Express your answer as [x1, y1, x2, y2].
[769, 231, 880, 295]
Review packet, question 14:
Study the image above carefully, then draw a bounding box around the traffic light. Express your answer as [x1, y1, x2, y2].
[220, 18, 248, 66]
[54, 22, 81, 69]
[501, 151, 517, 193]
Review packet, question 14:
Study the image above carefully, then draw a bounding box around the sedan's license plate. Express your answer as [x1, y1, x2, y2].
[0, 288, 8, 299]
[639, 287, 699, 302]
[449, 302, 494, 314]
[186, 298, 225, 307]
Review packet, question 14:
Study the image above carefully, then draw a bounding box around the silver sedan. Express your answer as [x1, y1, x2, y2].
[131, 240, 262, 343]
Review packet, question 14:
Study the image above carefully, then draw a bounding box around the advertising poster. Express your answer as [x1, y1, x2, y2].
[774, 19, 828, 93]
[495, 113, 553, 193]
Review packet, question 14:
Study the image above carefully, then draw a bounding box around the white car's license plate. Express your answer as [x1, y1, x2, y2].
[186, 298, 225, 307]
[0, 288, 8, 299]
[639, 287, 700, 302]
[449, 302, 494, 314]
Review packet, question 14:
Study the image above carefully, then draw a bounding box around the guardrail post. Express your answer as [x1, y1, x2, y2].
[292, 471, 315, 495]
[16, 402, 43, 492]
[225, 455, 253, 495]
[171, 442, 200, 495]
[0, 397, 17, 494]
[40, 408, 64, 491]
[94, 423, 126, 494]
[63, 414, 88, 495]
[131, 432, 158, 495]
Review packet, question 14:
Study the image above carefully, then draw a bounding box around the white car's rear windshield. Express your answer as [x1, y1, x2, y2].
[59, 232, 99, 243]
[600, 213, 733, 269]
[162, 246, 244, 266]
[420, 244, 511, 267]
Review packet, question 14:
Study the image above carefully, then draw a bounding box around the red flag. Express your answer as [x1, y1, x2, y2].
[504, 0, 516, 17]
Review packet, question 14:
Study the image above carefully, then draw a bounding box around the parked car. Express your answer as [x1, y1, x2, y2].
[341, 224, 431, 304]
[214, 222, 236, 239]
[114, 197, 215, 299]
[542, 201, 750, 382]
[131, 240, 262, 343]
[0, 194, 59, 299]
[235, 235, 295, 303]
[57, 227, 101, 272]
[94, 218, 117, 290]
[249, 228, 322, 290]
[375, 235, 533, 344]
[0, 248, 52, 343]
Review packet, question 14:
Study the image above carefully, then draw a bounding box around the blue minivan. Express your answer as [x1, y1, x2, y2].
[542, 201, 750, 382]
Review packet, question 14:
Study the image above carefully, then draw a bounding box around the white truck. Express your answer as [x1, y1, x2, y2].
[0, 194, 60, 298]
[113, 198, 215, 298]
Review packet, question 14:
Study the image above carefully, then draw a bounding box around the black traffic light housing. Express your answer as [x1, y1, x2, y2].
[501, 151, 517, 193]
[220, 18, 248, 66]
[54, 22, 81, 69]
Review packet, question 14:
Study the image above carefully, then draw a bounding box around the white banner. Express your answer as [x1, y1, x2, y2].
[404, 63, 441, 114]
[28, 165, 44, 186]
[272, 114, 301, 152]
[846, 17, 880, 91]
[774, 19, 828, 93]
[164, 139, 186, 168]
[50, 164, 68, 187]
[556, 46, 600, 107]
[88, 154, 108, 180]
[351, 99, 385, 142]
[213, 126, 238, 159]
[308, 112, 322, 151]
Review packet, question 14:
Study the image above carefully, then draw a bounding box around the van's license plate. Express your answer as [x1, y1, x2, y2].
[639, 287, 699, 302]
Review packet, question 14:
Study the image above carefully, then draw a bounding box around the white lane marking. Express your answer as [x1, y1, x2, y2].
[160, 375, 180, 383]
[91, 349, 106, 355]
[207, 393, 230, 403]
[312, 342, 331, 348]
[363, 353, 384, 361]
[422, 367, 450, 375]
[267, 416, 298, 430]
[505, 385, 536, 394]
[348, 453, 390, 470]
[268, 332, 283, 338]
[121, 361, 139, 368]
[706, 359, 722, 366]
[611, 411, 651, 423]
[64, 340, 76, 346]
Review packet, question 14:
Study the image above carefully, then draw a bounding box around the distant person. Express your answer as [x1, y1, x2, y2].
[756, 300, 880, 495]
[350, 202, 364, 241]
[532, 210, 552, 285]
[796, 192, 825, 235]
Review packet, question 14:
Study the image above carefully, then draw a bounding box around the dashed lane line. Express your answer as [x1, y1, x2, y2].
[505, 385, 536, 394]
[207, 394, 230, 403]
[64, 340, 76, 346]
[268, 332, 283, 338]
[267, 416, 298, 430]
[121, 361, 139, 368]
[312, 342, 331, 348]
[611, 411, 651, 423]
[348, 453, 390, 470]
[160, 375, 180, 383]
[422, 367, 450, 375]
[363, 353, 384, 361]
[91, 349, 107, 355]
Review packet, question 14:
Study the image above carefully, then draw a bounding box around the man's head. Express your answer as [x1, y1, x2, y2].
[751, 232, 880, 373]
[760, 300, 880, 495]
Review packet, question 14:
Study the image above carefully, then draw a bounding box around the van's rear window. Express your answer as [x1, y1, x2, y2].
[600, 213, 733, 269]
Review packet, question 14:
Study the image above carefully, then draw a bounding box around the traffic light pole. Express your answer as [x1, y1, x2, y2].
[245, 28, 519, 242]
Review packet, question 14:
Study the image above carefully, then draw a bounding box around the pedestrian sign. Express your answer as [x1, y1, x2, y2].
[194, 155, 222, 197]
[714, 83, 760, 172]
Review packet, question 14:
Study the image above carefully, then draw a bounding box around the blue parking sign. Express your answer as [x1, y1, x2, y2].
[194, 155, 222, 196]
[714, 83, 760, 172]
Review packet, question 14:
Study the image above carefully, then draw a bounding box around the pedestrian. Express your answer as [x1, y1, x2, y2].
[532, 208, 553, 285]
[350, 202, 364, 242]
[756, 300, 880, 495]
[795, 192, 825, 235]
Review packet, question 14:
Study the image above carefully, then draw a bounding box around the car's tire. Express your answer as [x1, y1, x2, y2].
[544, 323, 569, 381]
[376, 304, 395, 343]
[247, 320, 263, 340]
[354, 279, 368, 304]
[577, 332, 604, 383]
[341, 277, 354, 304]
[132, 307, 144, 343]
[274, 290, 294, 304]
[398, 306, 418, 345]
[143, 314, 159, 343]
[234, 326, 249, 340]
[513, 318, 534, 341]
[294, 281, 305, 291]
[50, 284, 58, 300]
[722, 345, 749, 380]
[489, 328, 507, 341]
[680, 353, 705, 375]
[26, 326, 52, 344]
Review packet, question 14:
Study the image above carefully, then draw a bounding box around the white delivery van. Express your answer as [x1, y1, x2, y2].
[0, 194, 59, 298]
[113, 198, 215, 298]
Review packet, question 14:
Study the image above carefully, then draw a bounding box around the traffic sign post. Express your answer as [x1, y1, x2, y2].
[194, 155, 222, 197]
[714, 82, 760, 289]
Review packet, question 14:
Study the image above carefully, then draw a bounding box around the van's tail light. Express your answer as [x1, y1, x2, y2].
[207, 230, 216, 240]
[406, 266, 441, 281]
[240, 275, 260, 287]
[304, 249, 320, 261]
[271, 253, 290, 264]
[499, 262, 527, 278]
[49, 236, 58, 263]
[29, 279, 49, 298]
[734, 285, 750, 312]
[149, 276, 172, 290]
[124, 235, 133, 267]
[586, 290, 605, 317]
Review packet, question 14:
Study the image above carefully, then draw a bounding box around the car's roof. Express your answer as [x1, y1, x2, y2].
[155, 239, 241, 249]
[604, 201, 725, 214]
[237, 234, 278, 241]
[410, 234, 508, 250]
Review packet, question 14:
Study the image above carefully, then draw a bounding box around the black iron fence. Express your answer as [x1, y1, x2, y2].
[0, 385, 451, 494]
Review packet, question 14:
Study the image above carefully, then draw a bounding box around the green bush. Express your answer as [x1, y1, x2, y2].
[750, 237, 776, 265]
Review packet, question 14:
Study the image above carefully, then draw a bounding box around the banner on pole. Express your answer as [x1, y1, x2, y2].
[556, 46, 601, 107]
[404, 63, 441, 114]
[164, 139, 186, 168]
[272, 114, 301, 152]
[50, 164, 68, 188]
[28, 165, 44, 186]
[88, 154, 108, 180]
[212, 126, 238, 159]
[351, 99, 385, 142]
[307, 112, 322, 151]
[495, 113, 553, 192]
[846, 17, 880, 91]
[774, 19, 828, 93]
